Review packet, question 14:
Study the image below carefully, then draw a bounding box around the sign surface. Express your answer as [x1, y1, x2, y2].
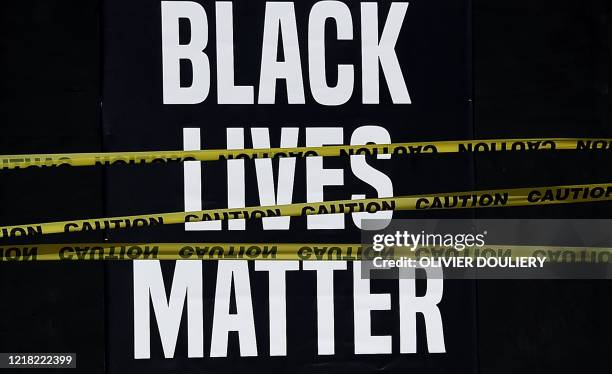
[102, 0, 475, 372]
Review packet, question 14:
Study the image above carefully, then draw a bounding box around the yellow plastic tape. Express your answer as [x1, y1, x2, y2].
[2, 138, 611, 169]
[1, 182, 612, 239]
[1, 242, 610, 262]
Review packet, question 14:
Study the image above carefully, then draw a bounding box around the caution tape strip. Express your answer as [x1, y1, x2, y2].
[2, 138, 612, 169]
[1, 243, 611, 263]
[1, 182, 612, 238]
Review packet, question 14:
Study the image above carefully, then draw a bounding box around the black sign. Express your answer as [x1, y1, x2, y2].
[102, 0, 475, 372]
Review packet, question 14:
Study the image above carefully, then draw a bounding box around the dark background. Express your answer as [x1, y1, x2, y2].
[0, 0, 610, 373]
[102, 1, 476, 373]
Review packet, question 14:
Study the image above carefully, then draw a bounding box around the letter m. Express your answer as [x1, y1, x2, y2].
[133, 261, 203, 358]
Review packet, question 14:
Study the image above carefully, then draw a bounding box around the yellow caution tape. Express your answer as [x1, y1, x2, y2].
[2, 138, 611, 169]
[1, 182, 612, 239]
[1, 242, 610, 263]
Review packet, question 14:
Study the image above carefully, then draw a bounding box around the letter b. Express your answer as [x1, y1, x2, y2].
[161, 1, 210, 104]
